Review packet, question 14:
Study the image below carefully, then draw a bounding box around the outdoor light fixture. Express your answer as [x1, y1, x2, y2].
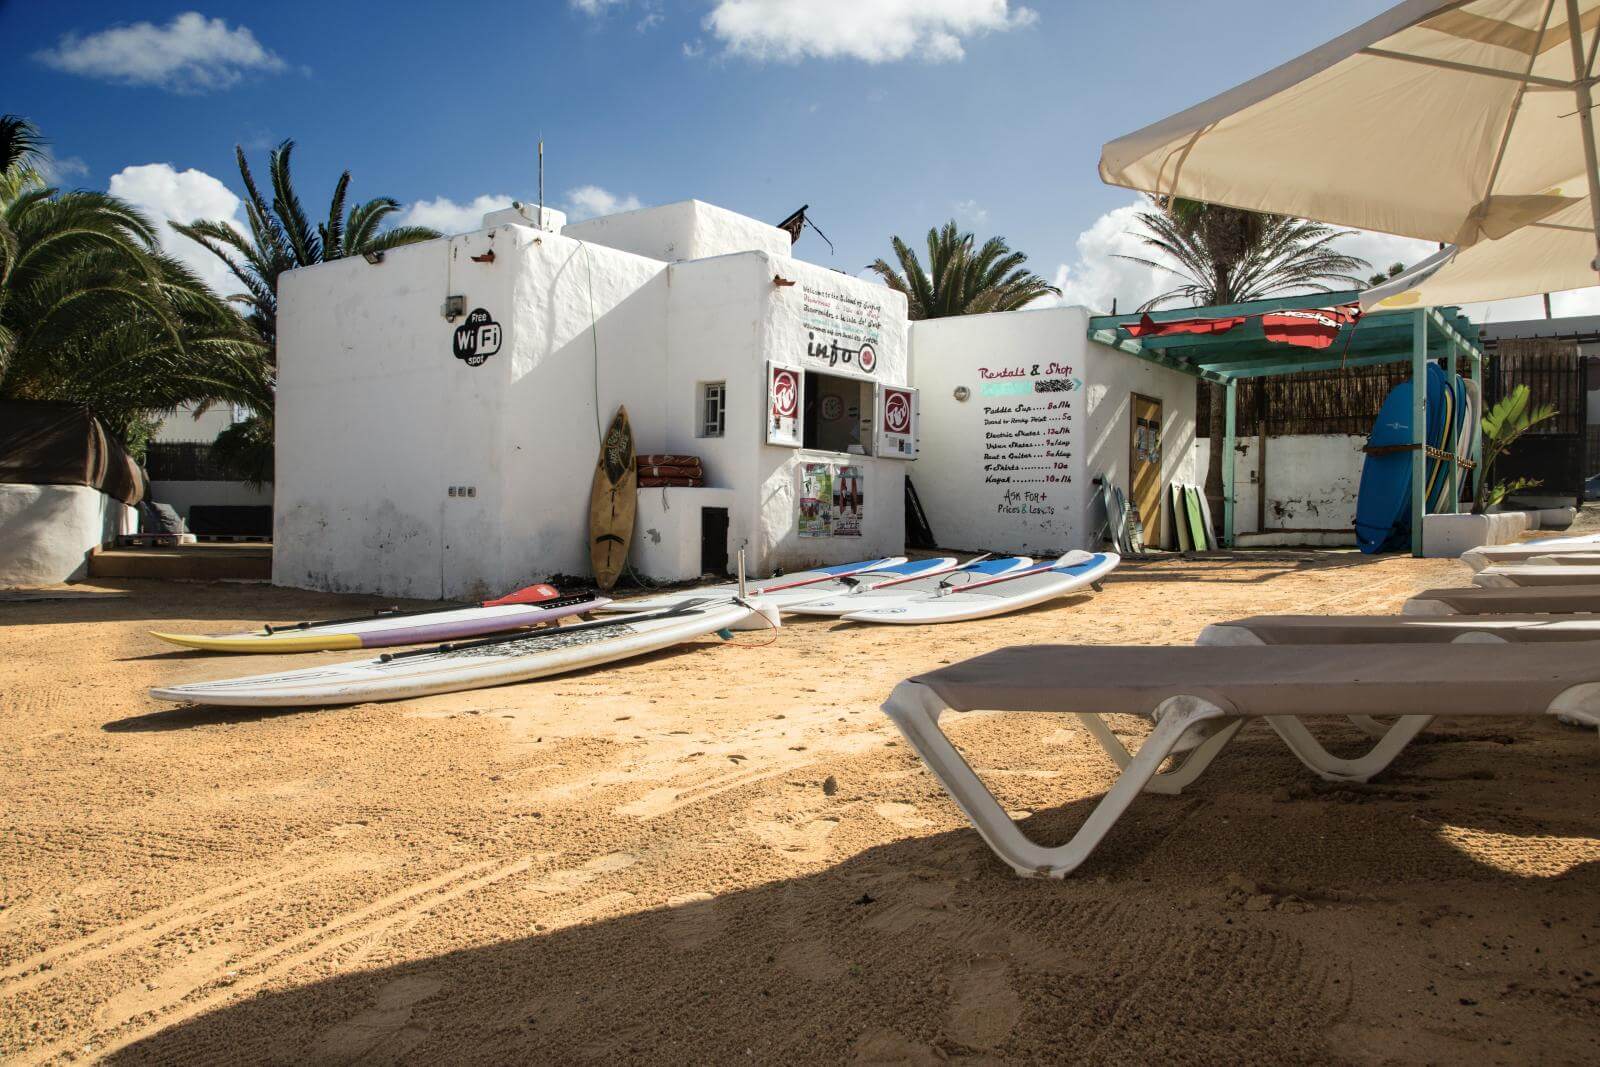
[442, 295, 465, 321]
[953, 386, 970, 402]
[363, 251, 384, 265]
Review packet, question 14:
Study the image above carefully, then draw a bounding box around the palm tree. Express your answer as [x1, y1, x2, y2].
[174, 140, 440, 478]
[868, 221, 1060, 320]
[1121, 197, 1371, 523]
[175, 139, 440, 351]
[0, 121, 267, 441]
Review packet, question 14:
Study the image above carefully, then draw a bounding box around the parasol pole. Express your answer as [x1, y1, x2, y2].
[1566, 0, 1600, 276]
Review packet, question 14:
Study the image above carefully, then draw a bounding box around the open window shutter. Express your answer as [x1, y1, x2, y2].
[766, 362, 803, 447]
[876, 384, 918, 459]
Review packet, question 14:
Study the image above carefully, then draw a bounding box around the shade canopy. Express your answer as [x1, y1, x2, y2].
[1100, 0, 1600, 307]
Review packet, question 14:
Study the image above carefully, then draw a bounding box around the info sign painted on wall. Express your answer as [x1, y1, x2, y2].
[977, 361, 1080, 518]
[801, 284, 881, 374]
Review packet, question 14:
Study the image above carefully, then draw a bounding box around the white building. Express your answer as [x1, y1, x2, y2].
[271, 199, 1201, 599]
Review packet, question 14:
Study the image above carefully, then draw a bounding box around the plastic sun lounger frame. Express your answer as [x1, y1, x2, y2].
[881, 644, 1600, 880]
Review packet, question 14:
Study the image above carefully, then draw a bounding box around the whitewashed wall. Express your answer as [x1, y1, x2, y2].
[663, 251, 910, 575]
[276, 224, 668, 599]
[564, 201, 790, 264]
[910, 307, 1195, 554]
[1194, 434, 1364, 543]
[275, 209, 910, 597]
[0, 484, 132, 586]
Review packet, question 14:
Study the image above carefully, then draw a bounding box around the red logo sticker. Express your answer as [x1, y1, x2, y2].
[884, 388, 911, 433]
[772, 369, 799, 417]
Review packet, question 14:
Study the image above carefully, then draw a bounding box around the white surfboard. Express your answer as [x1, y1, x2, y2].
[841, 552, 1120, 625]
[594, 557, 907, 614]
[149, 598, 772, 707]
[785, 556, 1034, 617]
[1473, 565, 1600, 588]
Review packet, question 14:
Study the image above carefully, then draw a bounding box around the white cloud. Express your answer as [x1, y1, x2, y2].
[566, 185, 643, 221]
[682, 39, 706, 58]
[702, 0, 1035, 63]
[35, 12, 285, 93]
[952, 199, 988, 227]
[570, 0, 625, 14]
[108, 163, 245, 297]
[396, 194, 516, 235]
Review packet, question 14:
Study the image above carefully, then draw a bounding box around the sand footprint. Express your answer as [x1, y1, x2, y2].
[943, 955, 1022, 1053]
[750, 817, 839, 863]
[523, 852, 639, 899]
[874, 801, 933, 830]
[313, 974, 444, 1061]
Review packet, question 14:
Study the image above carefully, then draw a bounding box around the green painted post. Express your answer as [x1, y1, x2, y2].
[1411, 311, 1428, 557]
[1222, 378, 1237, 549]
[1447, 339, 1460, 513]
[1471, 348, 1484, 506]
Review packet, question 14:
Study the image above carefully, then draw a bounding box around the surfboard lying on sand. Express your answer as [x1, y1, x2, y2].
[149, 587, 609, 653]
[840, 552, 1120, 625]
[149, 598, 773, 707]
[1473, 565, 1600, 588]
[595, 557, 908, 613]
[785, 556, 1034, 617]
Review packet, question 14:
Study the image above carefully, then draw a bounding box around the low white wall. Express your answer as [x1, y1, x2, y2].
[0, 484, 131, 586]
[911, 306, 1196, 554]
[1194, 433, 1364, 542]
[634, 486, 736, 581]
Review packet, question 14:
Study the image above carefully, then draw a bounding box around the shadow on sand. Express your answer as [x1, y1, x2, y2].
[100, 719, 1599, 1064]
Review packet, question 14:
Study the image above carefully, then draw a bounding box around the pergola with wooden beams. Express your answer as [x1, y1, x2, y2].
[1086, 291, 1484, 557]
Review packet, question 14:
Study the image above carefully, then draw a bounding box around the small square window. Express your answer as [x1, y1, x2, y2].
[699, 382, 726, 438]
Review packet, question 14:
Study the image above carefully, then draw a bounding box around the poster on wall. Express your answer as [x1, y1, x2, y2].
[798, 463, 833, 538]
[801, 284, 882, 375]
[976, 360, 1080, 521]
[833, 464, 864, 537]
[767, 362, 802, 446]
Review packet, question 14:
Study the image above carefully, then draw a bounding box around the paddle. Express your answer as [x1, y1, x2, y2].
[376, 598, 713, 662]
[262, 584, 575, 633]
[841, 554, 993, 592]
[931, 554, 1087, 597]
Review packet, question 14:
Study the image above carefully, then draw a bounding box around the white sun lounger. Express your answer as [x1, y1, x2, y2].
[882, 644, 1600, 878]
[1198, 613, 1600, 646]
[1405, 585, 1600, 615]
[1474, 565, 1600, 588]
[1461, 537, 1600, 572]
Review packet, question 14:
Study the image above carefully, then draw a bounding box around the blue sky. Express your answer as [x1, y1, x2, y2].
[6, 1, 1582, 320]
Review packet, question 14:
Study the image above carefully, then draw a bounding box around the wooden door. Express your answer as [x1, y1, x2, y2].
[1129, 394, 1164, 548]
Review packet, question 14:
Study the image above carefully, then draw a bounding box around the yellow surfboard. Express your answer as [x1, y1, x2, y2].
[148, 631, 364, 653]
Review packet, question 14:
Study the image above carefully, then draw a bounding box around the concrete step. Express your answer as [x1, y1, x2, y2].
[88, 543, 272, 581]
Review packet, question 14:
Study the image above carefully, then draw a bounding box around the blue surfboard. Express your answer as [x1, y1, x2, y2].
[1355, 363, 1451, 554]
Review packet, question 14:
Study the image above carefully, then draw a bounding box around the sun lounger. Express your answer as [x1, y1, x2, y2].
[1461, 538, 1600, 571]
[1198, 613, 1600, 645]
[882, 644, 1600, 878]
[1474, 565, 1600, 588]
[1405, 585, 1600, 615]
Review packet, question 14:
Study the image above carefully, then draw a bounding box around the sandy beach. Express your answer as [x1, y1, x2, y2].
[2, 549, 1597, 1064]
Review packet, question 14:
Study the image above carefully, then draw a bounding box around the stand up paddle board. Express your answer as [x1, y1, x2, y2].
[595, 557, 908, 614]
[149, 587, 608, 653]
[1355, 364, 1451, 553]
[784, 556, 1034, 617]
[841, 552, 1120, 625]
[150, 597, 775, 707]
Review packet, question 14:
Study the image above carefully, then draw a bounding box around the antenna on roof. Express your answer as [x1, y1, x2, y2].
[538, 138, 544, 221]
